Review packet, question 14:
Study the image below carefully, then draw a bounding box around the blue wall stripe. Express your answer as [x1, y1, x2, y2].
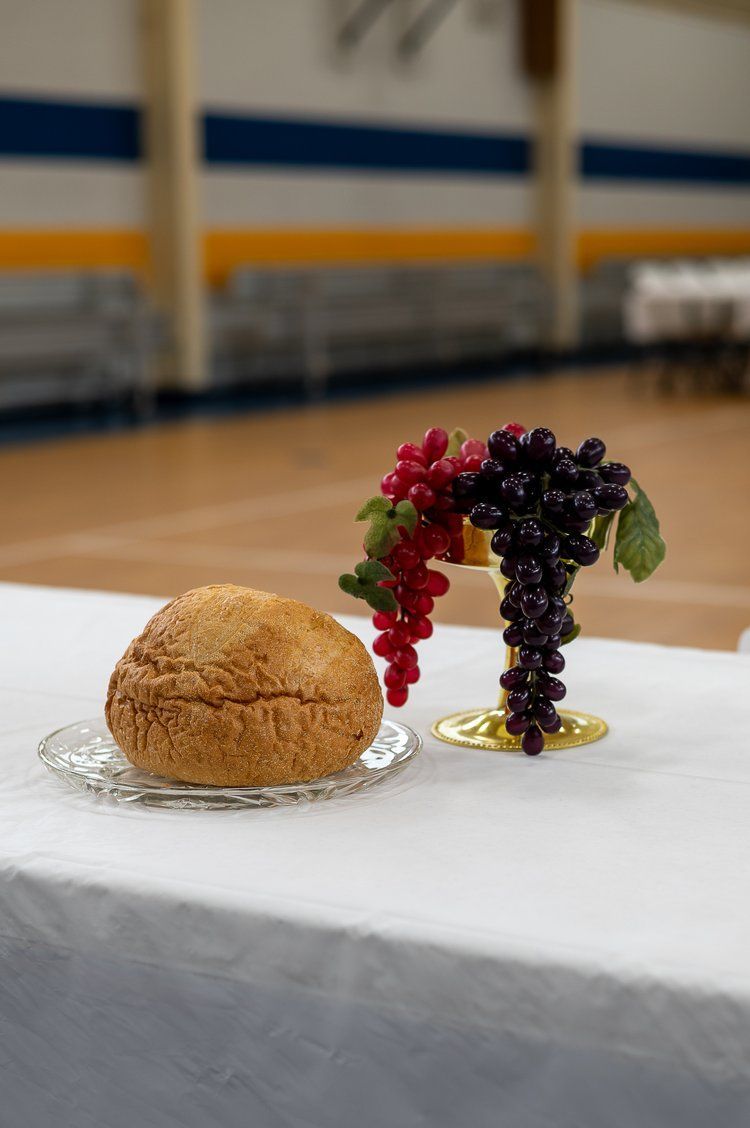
[2, 95, 750, 186]
[0, 96, 139, 161]
[203, 111, 529, 175]
[582, 140, 750, 185]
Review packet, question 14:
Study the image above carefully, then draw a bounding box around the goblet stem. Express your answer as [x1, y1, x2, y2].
[489, 571, 517, 712]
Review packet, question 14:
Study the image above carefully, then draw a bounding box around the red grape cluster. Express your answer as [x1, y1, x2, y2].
[454, 427, 630, 754]
[370, 427, 488, 706]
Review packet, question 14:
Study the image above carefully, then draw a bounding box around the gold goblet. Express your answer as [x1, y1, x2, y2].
[431, 521, 608, 752]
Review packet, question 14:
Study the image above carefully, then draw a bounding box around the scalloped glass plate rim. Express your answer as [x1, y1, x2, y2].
[38, 717, 422, 808]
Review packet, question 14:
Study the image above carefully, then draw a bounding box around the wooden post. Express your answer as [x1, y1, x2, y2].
[522, 0, 578, 350]
[140, 0, 206, 390]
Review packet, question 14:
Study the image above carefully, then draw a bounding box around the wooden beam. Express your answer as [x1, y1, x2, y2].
[529, 0, 578, 349]
[140, 0, 206, 390]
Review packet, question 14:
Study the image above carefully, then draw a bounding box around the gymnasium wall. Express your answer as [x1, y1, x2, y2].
[0, 0, 748, 282]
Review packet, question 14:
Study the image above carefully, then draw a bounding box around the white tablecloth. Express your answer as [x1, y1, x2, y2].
[2, 582, 750, 1128]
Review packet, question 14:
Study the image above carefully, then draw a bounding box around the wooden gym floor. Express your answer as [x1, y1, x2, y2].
[1, 364, 748, 651]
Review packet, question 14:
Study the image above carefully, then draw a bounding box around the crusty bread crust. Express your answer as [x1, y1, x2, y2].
[105, 585, 384, 786]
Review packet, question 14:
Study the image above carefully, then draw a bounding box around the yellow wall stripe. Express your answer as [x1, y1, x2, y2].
[2, 227, 750, 284]
[578, 228, 750, 272]
[0, 229, 150, 273]
[203, 228, 536, 286]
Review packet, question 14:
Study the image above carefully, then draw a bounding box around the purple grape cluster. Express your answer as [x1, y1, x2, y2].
[452, 426, 631, 755]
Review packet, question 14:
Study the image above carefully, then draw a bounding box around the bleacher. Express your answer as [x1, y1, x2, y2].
[0, 272, 161, 412]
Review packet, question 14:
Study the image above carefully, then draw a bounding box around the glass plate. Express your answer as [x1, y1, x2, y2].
[39, 717, 422, 810]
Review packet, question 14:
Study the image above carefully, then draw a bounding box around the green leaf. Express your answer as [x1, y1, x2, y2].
[338, 562, 398, 613]
[613, 479, 666, 583]
[393, 499, 418, 537]
[590, 511, 615, 552]
[560, 622, 581, 646]
[355, 496, 419, 558]
[355, 559, 394, 583]
[563, 567, 579, 597]
[355, 496, 391, 521]
[446, 427, 468, 456]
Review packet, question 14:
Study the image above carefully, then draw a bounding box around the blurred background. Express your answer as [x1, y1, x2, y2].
[0, 0, 749, 649]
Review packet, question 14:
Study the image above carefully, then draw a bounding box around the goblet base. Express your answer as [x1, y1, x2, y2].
[431, 707, 608, 752]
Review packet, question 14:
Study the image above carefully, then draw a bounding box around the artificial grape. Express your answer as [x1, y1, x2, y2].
[552, 458, 579, 487]
[545, 633, 562, 650]
[500, 665, 529, 690]
[544, 560, 567, 591]
[515, 554, 543, 586]
[381, 472, 402, 498]
[544, 650, 566, 674]
[392, 541, 422, 571]
[422, 427, 449, 461]
[521, 586, 549, 620]
[500, 555, 518, 580]
[394, 644, 418, 670]
[414, 593, 434, 616]
[576, 437, 606, 467]
[397, 443, 428, 466]
[523, 426, 552, 462]
[500, 474, 526, 510]
[539, 675, 566, 702]
[426, 569, 450, 596]
[461, 438, 487, 460]
[522, 725, 544, 756]
[405, 666, 421, 685]
[505, 711, 531, 736]
[491, 525, 515, 555]
[470, 502, 507, 530]
[562, 515, 593, 534]
[515, 517, 544, 547]
[595, 483, 629, 511]
[541, 488, 566, 515]
[395, 583, 416, 608]
[564, 533, 600, 567]
[373, 632, 393, 657]
[503, 623, 525, 647]
[384, 663, 407, 689]
[408, 483, 436, 511]
[537, 606, 564, 635]
[540, 713, 562, 734]
[561, 612, 575, 637]
[576, 469, 601, 491]
[372, 610, 397, 630]
[452, 472, 483, 501]
[480, 458, 507, 487]
[420, 523, 451, 556]
[552, 446, 576, 467]
[518, 645, 543, 669]
[409, 615, 433, 640]
[388, 622, 412, 647]
[539, 530, 561, 559]
[500, 595, 524, 621]
[533, 696, 557, 724]
[569, 491, 597, 521]
[487, 429, 520, 464]
[599, 461, 631, 486]
[386, 686, 408, 707]
[523, 621, 548, 646]
[396, 459, 427, 485]
[507, 685, 532, 712]
[427, 459, 456, 489]
[403, 563, 428, 590]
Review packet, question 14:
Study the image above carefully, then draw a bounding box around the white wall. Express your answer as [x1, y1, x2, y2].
[577, 0, 750, 231]
[0, 0, 140, 100]
[197, 0, 533, 231]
